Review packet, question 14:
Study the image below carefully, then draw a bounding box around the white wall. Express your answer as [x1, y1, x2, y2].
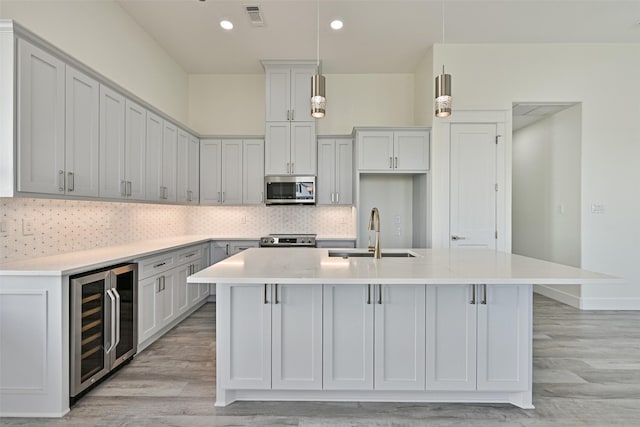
[432, 43, 640, 309]
[413, 47, 434, 127]
[187, 73, 416, 135]
[513, 105, 582, 306]
[1, 0, 189, 122]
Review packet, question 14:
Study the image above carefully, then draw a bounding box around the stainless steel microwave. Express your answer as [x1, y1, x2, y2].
[265, 176, 316, 205]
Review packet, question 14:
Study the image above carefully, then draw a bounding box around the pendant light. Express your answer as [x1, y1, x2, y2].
[311, 0, 326, 118]
[435, 0, 452, 118]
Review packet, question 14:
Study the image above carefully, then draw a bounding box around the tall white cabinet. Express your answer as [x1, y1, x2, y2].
[263, 61, 317, 176]
[146, 112, 177, 202]
[177, 129, 199, 204]
[317, 137, 353, 205]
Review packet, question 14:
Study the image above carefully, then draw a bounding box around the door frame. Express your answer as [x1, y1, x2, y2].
[432, 110, 511, 252]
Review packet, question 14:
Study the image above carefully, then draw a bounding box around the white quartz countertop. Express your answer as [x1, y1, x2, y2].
[0, 235, 216, 276]
[188, 248, 621, 285]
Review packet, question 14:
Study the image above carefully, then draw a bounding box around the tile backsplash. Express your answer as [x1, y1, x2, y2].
[0, 198, 355, 263]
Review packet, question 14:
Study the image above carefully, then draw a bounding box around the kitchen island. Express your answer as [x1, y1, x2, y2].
[188, 248, 619, 409]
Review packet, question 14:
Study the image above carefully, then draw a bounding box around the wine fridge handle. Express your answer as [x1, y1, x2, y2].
[112, 288, 121, 348]
[105, 290, 116, 353]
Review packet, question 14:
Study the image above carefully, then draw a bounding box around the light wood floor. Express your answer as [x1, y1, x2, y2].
[3, 294, 640, 426]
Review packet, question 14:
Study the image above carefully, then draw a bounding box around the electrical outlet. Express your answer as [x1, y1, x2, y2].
[22, 219, 34, 236]
[394, 215, 401, 225]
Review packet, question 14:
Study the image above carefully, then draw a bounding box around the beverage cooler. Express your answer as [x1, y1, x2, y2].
[69, 263, 137, 403]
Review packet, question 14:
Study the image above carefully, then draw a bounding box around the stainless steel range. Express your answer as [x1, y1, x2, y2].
[259, 233, 317, 248]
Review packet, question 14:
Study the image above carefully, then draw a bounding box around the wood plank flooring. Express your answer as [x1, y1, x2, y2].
[2, 294, 640, 426]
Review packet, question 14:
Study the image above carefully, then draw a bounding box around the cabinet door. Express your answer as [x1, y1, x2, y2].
[243, 139, 265, 205]
[176, 128, 190, 204]
[323, 284, 374, 390]
[188, 135, 200, 203]
[316, 139, 335, 205]
[477, 284, 530, 391]
[145, 111, 164, 202]
[124, 99, 147, 200]
[138, 275, 161, 344]
[159, 271, 176, 326]
[98, 84, 125, 199]
[374, 284, 426, 390]
[200, 139, 222, 205]
[219, 284, 272, 389]
[188, 260, 202, 305]
[334, 138, 353, 205]
[272, 284, 323, 390]
[265, 122, 290, 175]
[221, 140, 243, 204]
[265, 68, 290, 122]
[357, 131, 394, 171]
[394, 130, 429, 171]
[17, 39, 66, 194]
[426, 285, 477, 391]
[65, 67, 100, 197]
[162, 121, 178, 202]
[175, 263, 190, 316]
[290, 67, 315, 122]
[290, 122, 316, 175]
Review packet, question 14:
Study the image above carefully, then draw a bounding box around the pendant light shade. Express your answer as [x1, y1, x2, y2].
[435, 66, 452, 118]
[311, 74, 326, 118]
[310, 0, 326, 118]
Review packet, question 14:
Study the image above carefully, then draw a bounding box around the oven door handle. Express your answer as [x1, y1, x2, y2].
[105, 289, 117, 354]
[112, 288, 121, 349]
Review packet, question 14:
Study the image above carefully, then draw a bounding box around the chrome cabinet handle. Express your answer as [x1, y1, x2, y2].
[222, 192, 225, 203]
[121, 180, 127, 197]
[291, 110, 294, 121]
[153, 262, 166, 268]
[58, 170, 65, 192]
[67, 172, 74, 192]
[275, 284, 279, 304]
[336, 192, 339, 204]
[470, 284, 476, 305]
[389, 157, 393, 168]
[451, 235, 467, 241]
[367, 284, 371, 304]
[291, 163, 294, 173]
[225, 243, 230, 256]
[127, 181, 132, 197]
[481, 284, 487, 304]
[105, 289, 116, 353]
[185, 253, 195, 258]
[331, 192, 334, 203]
[112, 288, 121, 347]
[264, 284, 268, 304]
[378, 284, 383, 304]
[286, 110, 290, 121]
[286, 163, 290, 174]
[394, 156, 398, 168]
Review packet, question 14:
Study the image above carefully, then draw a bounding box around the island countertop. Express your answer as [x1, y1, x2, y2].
[188, 248, 620, 285]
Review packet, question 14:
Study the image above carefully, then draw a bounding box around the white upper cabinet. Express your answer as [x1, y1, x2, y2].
[265, 64, 315, 123]
[177, 129, 199, 204]
[221, 140, 243, 205]
[145, 111, 164, 202]
[265, 121, 316, 175]
[124, 99, 147, 200]
[243, 139, 265, 205]
[17, 38, 66, 194]
[162, 121, 177, 202]
[64, 65, 99, 197]
[99, 84, 126, 199]
[317, 137, 353, 205]
[199, 139, 222, 205]
[357, 129, 430, 172]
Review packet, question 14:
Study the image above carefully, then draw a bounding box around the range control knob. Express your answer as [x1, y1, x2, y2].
[270, 238, 275, 244]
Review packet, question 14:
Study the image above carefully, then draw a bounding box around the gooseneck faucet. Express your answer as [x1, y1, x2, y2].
[368, 207, 382, 259]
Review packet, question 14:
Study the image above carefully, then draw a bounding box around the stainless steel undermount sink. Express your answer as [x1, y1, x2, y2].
[328, 250, 417, 258]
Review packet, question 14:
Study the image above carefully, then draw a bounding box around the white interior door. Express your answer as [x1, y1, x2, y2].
[450, 123, 498, 249]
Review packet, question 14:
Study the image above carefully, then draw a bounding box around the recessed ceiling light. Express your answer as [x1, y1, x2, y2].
[330, 20, 343, 30]
[220, 20, 234, 30]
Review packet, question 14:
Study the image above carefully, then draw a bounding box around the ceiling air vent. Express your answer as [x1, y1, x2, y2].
[245, 5, 265, 27]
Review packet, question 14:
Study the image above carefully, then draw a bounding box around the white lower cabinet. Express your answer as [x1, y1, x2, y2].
[219, 283, 323, 390]
[137, 243, 211, 349]
[426, 284, 530, 392]
[322, 284, 425, 390]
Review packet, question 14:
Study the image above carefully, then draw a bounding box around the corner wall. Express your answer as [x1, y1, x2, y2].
[512, 105, 582, 307]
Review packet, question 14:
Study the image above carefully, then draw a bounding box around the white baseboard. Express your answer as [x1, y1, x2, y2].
[534, 285, 581, 309]
[535, 285, 640, 310]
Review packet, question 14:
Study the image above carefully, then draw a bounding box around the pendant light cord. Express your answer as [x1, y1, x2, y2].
[442, 0, 445, 44]
[316, 0, 320, 68]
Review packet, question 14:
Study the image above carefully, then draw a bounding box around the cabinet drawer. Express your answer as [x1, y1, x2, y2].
[176, 245, 202, 265]
[137, 252, 176, 279]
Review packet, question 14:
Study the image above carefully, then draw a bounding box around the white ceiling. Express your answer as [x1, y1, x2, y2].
[116, 0, 640, 74]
